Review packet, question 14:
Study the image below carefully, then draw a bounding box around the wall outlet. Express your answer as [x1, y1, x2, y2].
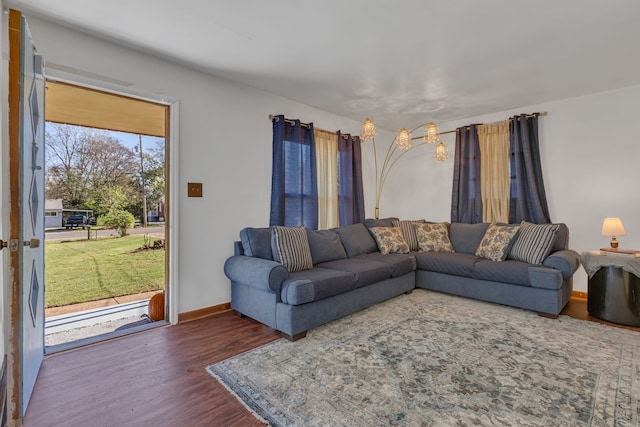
[188, 182, 203, 197]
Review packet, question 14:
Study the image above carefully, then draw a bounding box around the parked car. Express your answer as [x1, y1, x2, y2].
[88, 217, 97, 226]
[65, 214, 87, 229]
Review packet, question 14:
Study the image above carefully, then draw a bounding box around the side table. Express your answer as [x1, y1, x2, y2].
[580, 251, 640, 326]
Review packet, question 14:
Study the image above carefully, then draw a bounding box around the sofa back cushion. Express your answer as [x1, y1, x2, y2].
[364, 217, 399, 228]
[449, 222, 490, 254]
[306, 229, 347, 264]
[332, 223, 379, 257]
[239, 227, 273, 260]
[552, 223, 569, 251]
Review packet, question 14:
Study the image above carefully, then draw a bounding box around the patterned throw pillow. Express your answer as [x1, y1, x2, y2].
[271, 226, 313, 272]
[475, 224, 520, 262]
[509, 222, 560, 264]
[391, 219, 426, 251]
[369, 227, 410, 255]
[414, 223, 455, 253]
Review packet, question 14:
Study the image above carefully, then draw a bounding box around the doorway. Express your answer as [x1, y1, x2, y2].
[43, 80, 171, 351]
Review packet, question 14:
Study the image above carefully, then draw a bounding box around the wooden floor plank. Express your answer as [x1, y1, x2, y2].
[23, 297, 638, 426]
[25, 311, 279, 427]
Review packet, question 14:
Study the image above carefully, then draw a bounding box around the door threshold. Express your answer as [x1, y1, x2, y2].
[45, 320, 169, 355]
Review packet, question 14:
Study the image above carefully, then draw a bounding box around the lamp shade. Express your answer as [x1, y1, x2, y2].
[360, 117, 376, 141]
[601, 217, 626, 236]
[395, 128, 412, 149]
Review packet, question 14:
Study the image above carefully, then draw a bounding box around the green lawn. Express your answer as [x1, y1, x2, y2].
[45, 235, 165, 308]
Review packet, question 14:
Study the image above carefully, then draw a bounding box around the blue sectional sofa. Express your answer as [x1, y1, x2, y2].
[224, 219, 580, 340]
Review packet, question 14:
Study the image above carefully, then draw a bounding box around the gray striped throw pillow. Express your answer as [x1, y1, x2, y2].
[509, 222, 560, 265]
[271, 226, 313, 272]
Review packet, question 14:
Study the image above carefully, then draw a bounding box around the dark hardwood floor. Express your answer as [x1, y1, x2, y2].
[24, 296, 638, 426]
[24, 311, 280, 427]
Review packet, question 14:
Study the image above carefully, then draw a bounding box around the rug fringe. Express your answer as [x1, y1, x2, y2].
[206, 366, 271, 426]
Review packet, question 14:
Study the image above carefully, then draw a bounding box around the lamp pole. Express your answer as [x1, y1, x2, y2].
[367, 122, 446, 219]
[139, 135, 147, 228]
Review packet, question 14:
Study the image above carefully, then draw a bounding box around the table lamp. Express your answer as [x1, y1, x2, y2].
[601, 217, 626, 248]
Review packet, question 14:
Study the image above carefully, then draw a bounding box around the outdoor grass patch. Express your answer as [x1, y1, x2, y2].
[45, 235, 164, 307]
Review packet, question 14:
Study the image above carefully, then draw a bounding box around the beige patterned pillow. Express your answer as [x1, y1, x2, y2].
[414, 223, 455, 253]
[369, 227, 410, 255]
[391, 219, 426, 251]
[475, 224, 520, 262]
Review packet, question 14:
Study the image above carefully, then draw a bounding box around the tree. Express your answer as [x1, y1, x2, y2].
[130, 138, 165, 222]
[100, 209, 135, 237]
[45, 123, 139, 215]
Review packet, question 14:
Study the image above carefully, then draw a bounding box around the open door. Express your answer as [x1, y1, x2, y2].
[6, 9, 46, 421]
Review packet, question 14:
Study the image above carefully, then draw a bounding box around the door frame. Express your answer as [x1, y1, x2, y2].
[42, 73, 181, 325]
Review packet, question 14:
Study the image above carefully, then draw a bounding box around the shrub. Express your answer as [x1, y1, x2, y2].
[101, 209, 135, 237]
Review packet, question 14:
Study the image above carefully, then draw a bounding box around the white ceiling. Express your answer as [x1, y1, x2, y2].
[7, 0, 640, 131]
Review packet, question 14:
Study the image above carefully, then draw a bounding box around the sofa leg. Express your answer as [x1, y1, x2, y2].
[538, 312, 558, 319]
[282, 331, 307, 342]
[405, 289, 414, 295]
[233, 310, 244, 318]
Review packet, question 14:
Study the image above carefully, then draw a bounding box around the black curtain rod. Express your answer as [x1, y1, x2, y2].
[269, 114, 353, 138]
[269, 112, 548, 138]
[418, 112, 548, 139]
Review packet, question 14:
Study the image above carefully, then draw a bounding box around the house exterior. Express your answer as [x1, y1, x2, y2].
[44, 198, 63, 228]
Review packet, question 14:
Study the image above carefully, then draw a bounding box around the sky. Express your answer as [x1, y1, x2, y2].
[105, 129, 163, 154]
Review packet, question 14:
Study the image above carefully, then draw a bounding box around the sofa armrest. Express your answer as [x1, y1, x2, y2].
[542, 249, 580, 279]
[528, 266, 563, 290]
[224, 255, 289, 294]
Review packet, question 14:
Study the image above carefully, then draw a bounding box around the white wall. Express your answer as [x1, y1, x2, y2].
[15, 14, 640, 310]
[384, 85, 640, 292]
[22, 16, 364, 314]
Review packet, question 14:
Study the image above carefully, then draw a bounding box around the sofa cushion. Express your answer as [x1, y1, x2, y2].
[271, 226, 313, 272]
[551, 223, 569, 252]
[239, 227, 273, 260]
[414, 223, 455, 253]
[364, 217, 399, 228]
[316, 258, 391, 288]
[369, 227, 410, 255]
[391, 219, 426, 251]
[355, 252, 416, 277]
[280, 279, 314, 305]
[306, 229, 347, 264]
[509, 222, 560, 265]
[332, 223, 378, 258]
[449, 222, 490, 254]
[475, 224, 520, 262]
[283, 267, 357, 304]
[414, 252, 479, 277]
[473, 259, 531, 286]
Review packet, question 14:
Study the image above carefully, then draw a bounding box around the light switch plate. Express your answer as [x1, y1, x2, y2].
[188, 182, 203, 197]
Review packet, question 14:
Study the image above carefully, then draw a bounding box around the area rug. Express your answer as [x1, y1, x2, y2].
[207, 290, 640, 426]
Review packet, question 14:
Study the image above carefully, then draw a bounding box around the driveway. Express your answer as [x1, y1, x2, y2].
[45, 225, 165, 241]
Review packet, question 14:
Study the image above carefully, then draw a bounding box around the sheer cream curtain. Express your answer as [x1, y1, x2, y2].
[314, 129, 339, 229]
[477, 121, 510, 223]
